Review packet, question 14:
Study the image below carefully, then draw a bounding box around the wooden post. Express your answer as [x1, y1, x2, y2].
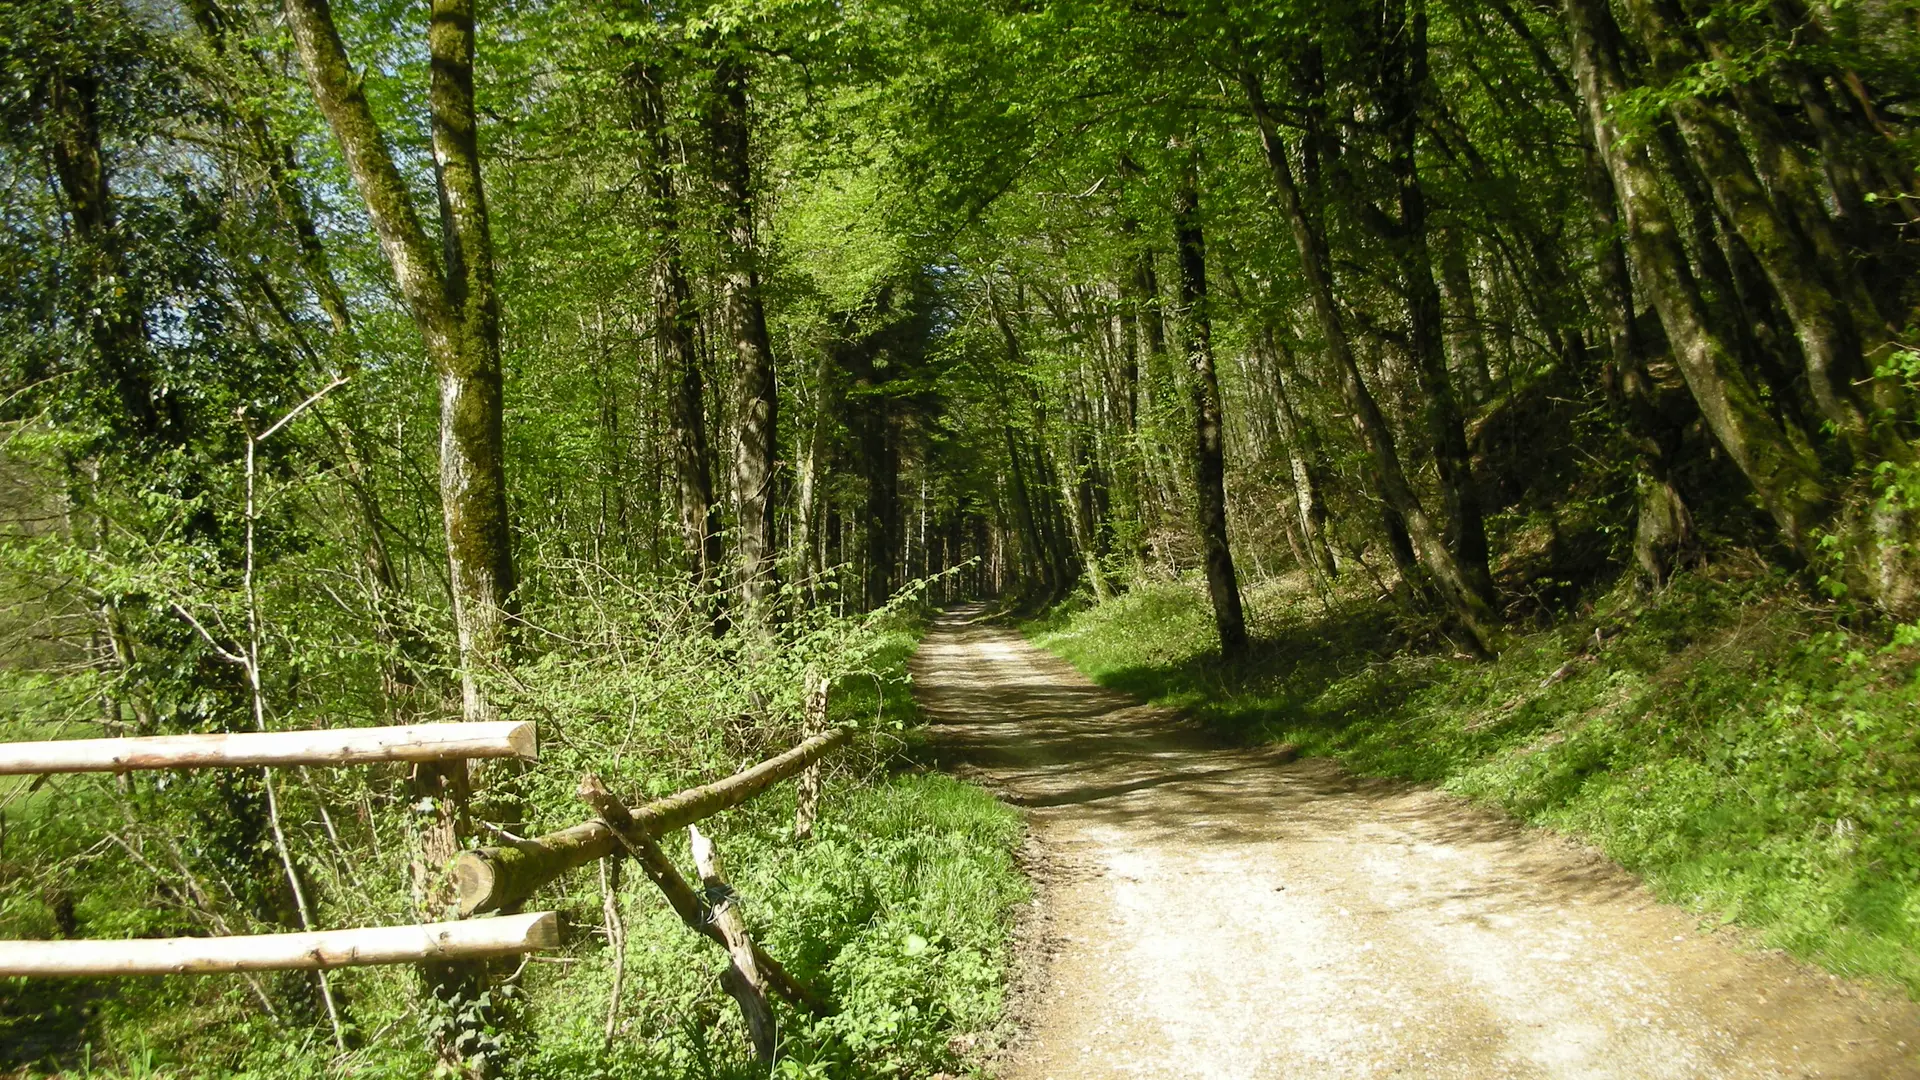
[793, 671, 829, 841]
[0, 721, 537, 775]
[689, 824, 775, 1062]
[0, 912, 560, 977]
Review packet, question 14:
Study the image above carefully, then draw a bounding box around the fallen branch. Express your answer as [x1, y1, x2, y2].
[455, 727, 851, 916]
[690, 823, 775, 1061]
[578, 775, 832, 1017]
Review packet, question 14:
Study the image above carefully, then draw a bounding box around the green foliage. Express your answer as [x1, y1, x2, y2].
[2, 609, 1027, 1078]
[508, 773, 1023, 1080]
[1033, 569, 1920, 995]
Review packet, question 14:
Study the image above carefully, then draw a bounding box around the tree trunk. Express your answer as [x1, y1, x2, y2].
[1378, 1, 1496, 601]
[45, 67, 168, 441]
[706, 47, 779, 628]
[862, 401, 899, 612]
[425, 0, 517, 725]
[1564, 0, 1832, 561]
[1173, 167, 1247, 655]
[1002, 427, 1051, 598]
[1436, 237, 1494, 409]
[1240, 61, 1507, 656]
[1061, 401, 1112, 602]
[1130, 247, 1187, 560]
[1625, 0, 1884, 464]
[1574, 90, 1697, 585]
[1646, 123, 1816, 441]
[284, 0, 513, 1067]
[792, 347, 836, 597]
[1262, 330, 1338, 583]
[629, 56, 721, 596]
[1028, 433, 1078, 599]
[1707, 40, 1906, 420]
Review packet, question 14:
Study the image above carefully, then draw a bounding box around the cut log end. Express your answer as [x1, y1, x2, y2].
[452, 854, 499, 917]
[505, 720, 540, 761]
[519, 910, 563, 950]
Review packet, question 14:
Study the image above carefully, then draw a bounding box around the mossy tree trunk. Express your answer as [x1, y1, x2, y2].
[1564, 0, 1833, 563]
[283, 0, 514, 1068]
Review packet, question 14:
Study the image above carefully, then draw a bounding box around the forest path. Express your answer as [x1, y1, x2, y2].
[912, 606, 1920, 1079]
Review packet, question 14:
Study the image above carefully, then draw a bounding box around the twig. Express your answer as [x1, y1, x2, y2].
[168, 603, 247, 666]
[599, 857, 627, 1055]
[255, 373, 350, 443]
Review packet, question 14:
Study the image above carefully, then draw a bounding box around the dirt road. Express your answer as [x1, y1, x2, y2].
[912, 607, 1920, 1079]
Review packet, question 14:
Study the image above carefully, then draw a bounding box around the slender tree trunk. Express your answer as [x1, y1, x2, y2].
[629, 56, 721, 596]
[990, 287, 1063, 600]
[1380, 1, 1495, 601]
[1263, 330, 1338, 583]
[1240, 60, 1506, 655]
[1436, 236, 1494, 408]
[1173, 166, 1247, 655]
[1028, 431, 1078, 598]
[1129, 248, 1186, 570]
[1236, 65, 1505, 657]
[706, 48, 779, 628]
[1002, 427, 1051, 598]
[1061, 401, 1112, 602]
[792, 347, 835, 597]
[856, 365, 899, 611]
[1646, 123, 1816, 441]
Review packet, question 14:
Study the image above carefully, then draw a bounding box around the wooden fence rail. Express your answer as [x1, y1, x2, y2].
[454, 726, 852, 915]
[5, 696, 848, 1066]
[0, 912, 560, 977]
[0, 721, 537, 776]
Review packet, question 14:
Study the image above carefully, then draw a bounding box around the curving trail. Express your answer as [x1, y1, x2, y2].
[912, 606, 1920, 1079]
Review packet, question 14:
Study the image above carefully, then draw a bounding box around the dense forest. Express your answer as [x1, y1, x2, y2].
[1, 0, 1917, 1073]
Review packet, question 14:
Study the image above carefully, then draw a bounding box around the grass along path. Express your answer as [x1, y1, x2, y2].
[1028, 570, 1920, 1000]
[918, 604, 1920, 1078]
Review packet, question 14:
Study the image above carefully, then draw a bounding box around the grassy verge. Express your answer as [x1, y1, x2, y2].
[1028, 568, 1920, 996]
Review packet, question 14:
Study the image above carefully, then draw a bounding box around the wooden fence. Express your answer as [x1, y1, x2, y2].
[0, 671, 845, 1065]
[0, 720, 559, 978]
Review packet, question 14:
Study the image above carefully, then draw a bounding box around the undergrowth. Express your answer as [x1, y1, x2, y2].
[1, 612, 1027, 1079]
[1028, 565, 1920, 996]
